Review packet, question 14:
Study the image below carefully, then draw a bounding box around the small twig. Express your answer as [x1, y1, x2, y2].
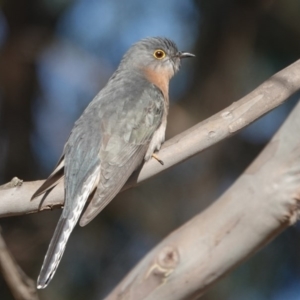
[0, 228, 39, 300]
[0, 177, 23, 190]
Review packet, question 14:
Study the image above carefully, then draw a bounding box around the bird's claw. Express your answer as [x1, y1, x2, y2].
[152, 153, 164, 165]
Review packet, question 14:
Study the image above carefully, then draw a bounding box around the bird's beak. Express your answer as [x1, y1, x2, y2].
[177, 51, 195, 59]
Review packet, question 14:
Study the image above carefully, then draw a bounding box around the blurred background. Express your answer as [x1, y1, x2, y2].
[0, 0, 300, 299]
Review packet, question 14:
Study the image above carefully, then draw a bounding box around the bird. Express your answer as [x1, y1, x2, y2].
[32, 37, 194, 289]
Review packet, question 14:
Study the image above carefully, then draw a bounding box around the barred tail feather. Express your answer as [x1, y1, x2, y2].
[37, 168, 100, 289]
[37, 216, 71, 289]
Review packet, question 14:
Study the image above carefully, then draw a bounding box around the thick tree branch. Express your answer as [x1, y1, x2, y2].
[105, 100, 300, 300]
[0, 59, 300, 218]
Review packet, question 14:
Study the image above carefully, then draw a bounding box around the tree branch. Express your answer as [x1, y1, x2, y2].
[104, 100, 300, 300]
[1, 59, 300, 218]
[0, 229, 39, 300]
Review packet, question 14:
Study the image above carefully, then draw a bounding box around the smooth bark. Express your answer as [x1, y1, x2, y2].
[105, 100, 300, 300]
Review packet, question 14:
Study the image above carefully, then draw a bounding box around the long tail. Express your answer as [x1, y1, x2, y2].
[37, 216, 72, 289]
[37, 169, 100, 289]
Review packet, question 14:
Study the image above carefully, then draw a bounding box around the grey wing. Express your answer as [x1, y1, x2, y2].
[63, 108, 103, 215]
[79, 84, 165, 226]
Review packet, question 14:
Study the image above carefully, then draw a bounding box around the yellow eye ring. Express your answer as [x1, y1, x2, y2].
[153, 49, 166, 60]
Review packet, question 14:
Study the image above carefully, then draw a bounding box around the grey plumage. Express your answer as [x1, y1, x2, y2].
[32, 37, 194, 288]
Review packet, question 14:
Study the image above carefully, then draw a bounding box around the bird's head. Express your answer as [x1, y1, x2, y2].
[119, 37, 195, 81]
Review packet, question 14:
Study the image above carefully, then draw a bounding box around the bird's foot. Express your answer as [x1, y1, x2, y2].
[152, 153, 164, 165]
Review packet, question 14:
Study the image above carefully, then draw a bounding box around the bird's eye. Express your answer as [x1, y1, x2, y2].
[153, 49, 166, 60]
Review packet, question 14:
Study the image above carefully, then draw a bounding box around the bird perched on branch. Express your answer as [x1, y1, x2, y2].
[32, 37, 194, 288]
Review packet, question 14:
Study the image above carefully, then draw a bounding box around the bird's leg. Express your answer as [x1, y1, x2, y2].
[152, 153, 164, 165]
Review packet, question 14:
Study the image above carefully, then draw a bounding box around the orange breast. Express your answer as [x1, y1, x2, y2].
[141, 67, 170, 102]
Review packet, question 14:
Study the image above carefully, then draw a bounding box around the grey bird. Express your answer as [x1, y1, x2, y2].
[32, 37, 194, 289]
